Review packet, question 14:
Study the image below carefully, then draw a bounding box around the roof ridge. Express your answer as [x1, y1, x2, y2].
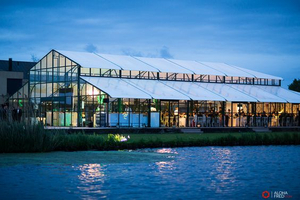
[94, 52, 124, 70]
[164, 58, 195, 74]
[226, 63, 256, 78]
[131, 56, 161, 72]
[196, 61, 228, 76]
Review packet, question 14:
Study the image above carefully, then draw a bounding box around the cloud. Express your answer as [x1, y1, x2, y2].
[159, 46, 173, 58]
[0, 0, 299, 87]
[121, 48, 143, 57]
[75, 18, 102, 25]
[121, 46, 174, 58]
[0, 29, 33, 41]
[85, 44, 98, 53]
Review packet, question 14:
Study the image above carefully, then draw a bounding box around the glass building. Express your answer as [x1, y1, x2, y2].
[9, 50, 300, 128]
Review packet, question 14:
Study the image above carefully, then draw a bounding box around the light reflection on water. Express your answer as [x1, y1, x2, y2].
[155, 161, 174, 170]
[155, 149, 178, 171]
[209, 148, 237, 194]
[0, 146, 300, 200]
[77, 164, 105, 183]
[155, 148, 178, 154]
[76, 164, 108, 199]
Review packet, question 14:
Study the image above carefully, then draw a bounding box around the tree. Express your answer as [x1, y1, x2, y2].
[288, 79, 300, 92]
[31, 54, 39, 62]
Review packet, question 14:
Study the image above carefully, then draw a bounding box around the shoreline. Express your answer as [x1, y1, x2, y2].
[1, 122, 300, 153]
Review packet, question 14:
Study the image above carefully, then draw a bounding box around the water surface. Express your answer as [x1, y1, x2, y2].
[0, 146, 299, 199]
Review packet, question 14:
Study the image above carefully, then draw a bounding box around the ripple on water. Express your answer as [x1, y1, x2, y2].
[0, 146, 300, 200]
[0, 150, 174, 167]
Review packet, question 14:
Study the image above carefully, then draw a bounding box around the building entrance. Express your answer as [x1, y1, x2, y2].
[161, 100, 179, 127]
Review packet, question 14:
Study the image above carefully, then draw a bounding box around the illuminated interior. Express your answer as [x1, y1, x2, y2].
[9, 50, 300, 127]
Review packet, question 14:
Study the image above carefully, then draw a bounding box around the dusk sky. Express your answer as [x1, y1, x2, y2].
[0, 0, 299, 88]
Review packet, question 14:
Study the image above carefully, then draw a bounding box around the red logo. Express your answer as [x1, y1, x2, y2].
[262, 191, 270, 199]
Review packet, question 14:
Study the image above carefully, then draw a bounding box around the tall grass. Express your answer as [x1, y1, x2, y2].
[1, 122, 300, 153]
[0, 122, 125, 153]
[0, 122, 56, 153]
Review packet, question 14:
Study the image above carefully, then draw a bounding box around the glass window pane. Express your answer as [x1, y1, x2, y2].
[41, 84, 46, 97]
[47, 83, 52, 96]
[91, 68, 100, 76]
[47, 51, 53, 68]
[122, 70, 130, 78]
[131, 71, 139, 78]
[41, 57, 47, 69]
[59, 54, 65, 67]
[81, 68, 90, 76]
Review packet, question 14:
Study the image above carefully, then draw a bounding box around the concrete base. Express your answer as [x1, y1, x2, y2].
[252, 127, 271, 133]
[180, 128, 203, 134]
[44, 126, 300, 134]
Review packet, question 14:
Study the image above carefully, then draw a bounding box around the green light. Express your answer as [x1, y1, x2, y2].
[97, 95, 105, 104]
[18, 100, 23, 107]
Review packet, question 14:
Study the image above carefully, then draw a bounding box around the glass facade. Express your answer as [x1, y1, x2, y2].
[81, 66, 281, 86]
[8, 50, 300, 128]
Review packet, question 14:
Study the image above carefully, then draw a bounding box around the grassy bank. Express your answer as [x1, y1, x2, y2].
[1, 122, 300, 153]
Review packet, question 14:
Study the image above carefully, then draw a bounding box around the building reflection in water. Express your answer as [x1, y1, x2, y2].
[209, 147, 237, 193]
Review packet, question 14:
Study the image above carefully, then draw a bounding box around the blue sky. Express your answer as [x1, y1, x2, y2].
[0, 0, 299, 88]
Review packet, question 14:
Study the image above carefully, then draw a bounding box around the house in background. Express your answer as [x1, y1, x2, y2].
[0, 58, 36, 104]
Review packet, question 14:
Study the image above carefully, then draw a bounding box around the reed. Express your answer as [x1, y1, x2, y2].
[120, 132, 300, 149]
[0, 122, 57, 153]
[0, 122, 299, 153]
[0, 123, 124, 152]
